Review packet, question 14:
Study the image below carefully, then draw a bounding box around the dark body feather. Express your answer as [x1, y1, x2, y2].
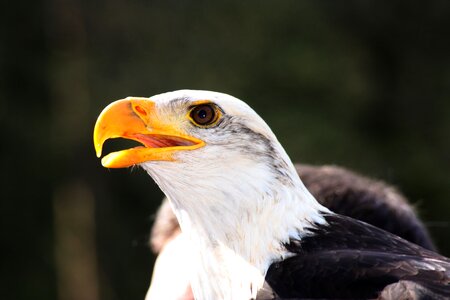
[263, 214, 450, 300]
[297, 165, 435, 252]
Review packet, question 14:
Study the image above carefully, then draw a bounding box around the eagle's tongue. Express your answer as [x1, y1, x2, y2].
[132, 133, 196, 148]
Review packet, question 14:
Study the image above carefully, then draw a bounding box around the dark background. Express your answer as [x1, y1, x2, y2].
[1, 1, 449, 299]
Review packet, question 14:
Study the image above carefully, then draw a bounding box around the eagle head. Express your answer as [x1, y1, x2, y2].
[94, 90, 326, 300]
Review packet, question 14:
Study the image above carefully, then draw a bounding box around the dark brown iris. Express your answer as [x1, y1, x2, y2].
[190, 104, 217, 126]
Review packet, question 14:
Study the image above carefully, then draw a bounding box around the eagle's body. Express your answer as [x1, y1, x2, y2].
[147, 164, 436, 300]
[94, 90, 450, 299]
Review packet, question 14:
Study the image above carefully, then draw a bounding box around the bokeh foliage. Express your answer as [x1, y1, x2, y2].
[1, 1, 449, 299]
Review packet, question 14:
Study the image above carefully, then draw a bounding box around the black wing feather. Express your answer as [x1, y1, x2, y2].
[263, 215, 450, 299]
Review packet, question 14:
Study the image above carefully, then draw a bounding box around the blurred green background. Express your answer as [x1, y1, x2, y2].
[2, 1, 449, 299]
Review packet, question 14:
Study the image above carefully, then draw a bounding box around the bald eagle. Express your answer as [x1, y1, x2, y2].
[94, 90, 450, 300]
[148, 164, 436, 300]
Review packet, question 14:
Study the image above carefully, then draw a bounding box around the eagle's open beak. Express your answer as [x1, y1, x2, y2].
[93, 97, 205, 168]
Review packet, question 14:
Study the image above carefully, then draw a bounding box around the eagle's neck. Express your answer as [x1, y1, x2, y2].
[178, 186, 327, 300]
[145, 155, 329, 299]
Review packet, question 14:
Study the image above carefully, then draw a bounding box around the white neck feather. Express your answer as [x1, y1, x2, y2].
[143, 143, 329, 299]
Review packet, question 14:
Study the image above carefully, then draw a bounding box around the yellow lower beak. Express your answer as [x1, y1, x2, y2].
[93, 97, 204, 168]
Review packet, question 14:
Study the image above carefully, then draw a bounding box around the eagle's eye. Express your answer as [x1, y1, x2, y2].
[189, 103, 219, 127]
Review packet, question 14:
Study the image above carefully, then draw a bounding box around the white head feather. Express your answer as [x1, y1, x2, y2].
[140, 90, 330, 300]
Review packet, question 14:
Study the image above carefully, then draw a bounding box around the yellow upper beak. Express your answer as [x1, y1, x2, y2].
[93, 97, 205, 168]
